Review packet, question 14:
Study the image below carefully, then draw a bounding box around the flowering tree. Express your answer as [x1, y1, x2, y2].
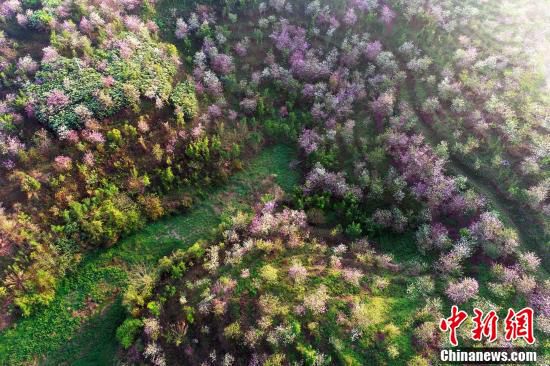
[175, 18, 188, 39]
[446, 278, 479, 304]
[380, 5, 396, 26]
[53, 155, 73, 172]
[370, 91, 395, 127]
[365, 40, 382, 60]
[298, 129, 321, 155]
[25, 35, 178, 133]
[304, 163, 361, 199]
[119, 200, 404, 364]
[469, 212, 519, 257]
[211, 53, 234, 75]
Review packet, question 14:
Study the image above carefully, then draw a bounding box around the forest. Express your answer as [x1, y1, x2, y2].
[0, 0, 548, 365]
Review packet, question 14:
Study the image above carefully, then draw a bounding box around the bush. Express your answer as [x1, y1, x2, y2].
[106, 128, 122, 146]
[139, 194, 165, 220]
[408, 355, 429, 366]
[11, 172, 41, 199]
[147, 301, 161, 317]
[260, 264, 278, 283]
[62, 184, 145, 247]
[28, 10, 53, 30]
[22, 0, 41, 8]
[223, 322, 241, 339]
[345, 222, 362, 238]
[170, 81, 198, 122]
[116, 318, 143, 349]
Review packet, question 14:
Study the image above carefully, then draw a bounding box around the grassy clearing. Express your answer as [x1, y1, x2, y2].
[0, 144, 299, 366]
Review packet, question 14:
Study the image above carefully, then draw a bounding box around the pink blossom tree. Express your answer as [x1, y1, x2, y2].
[446, 278, 479, 304]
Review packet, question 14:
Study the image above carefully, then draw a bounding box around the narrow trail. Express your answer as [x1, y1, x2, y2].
[402, 75, 549, 269]
[0, 145, 299, 366]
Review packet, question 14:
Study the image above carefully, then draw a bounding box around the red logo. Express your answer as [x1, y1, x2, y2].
[440, 306, 535, 346]
[504, 308, 535, 344]
[440, 305, 468, 346]
[471, 308, 498, 342]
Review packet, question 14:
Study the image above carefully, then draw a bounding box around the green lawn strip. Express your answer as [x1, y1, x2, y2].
[42, 299, 127, 366]
[0, 144, 299, 365]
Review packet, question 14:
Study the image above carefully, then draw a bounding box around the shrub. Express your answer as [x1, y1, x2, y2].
[170, 81, 198, 121]
[408, 355, 430, 366]
[106, 128, 122, 145]
[28, 9, 53, 30]
[139, 194, 165, 220]
[223, 322, 241, 339]
[11, 171, 41, 199]
[62, 185, 144, 246]
[406, 276, 435, 298]
[123, 265, 156, 316]
[147, 301, 161, 317]
[116, 318, 143, 349]
[345, 222, 362, 238]
[260, 264, 278, 283]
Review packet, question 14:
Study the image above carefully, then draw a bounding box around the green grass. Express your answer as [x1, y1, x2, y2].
[0, 144, 299, 366]
[43, 299, 127, 366]
[374, 232, 428, 263]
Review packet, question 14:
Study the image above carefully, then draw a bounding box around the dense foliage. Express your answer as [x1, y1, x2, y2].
[25, 34, 178, 133]
[0, 0, 547, 364]
[120, 203, 418, 365]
